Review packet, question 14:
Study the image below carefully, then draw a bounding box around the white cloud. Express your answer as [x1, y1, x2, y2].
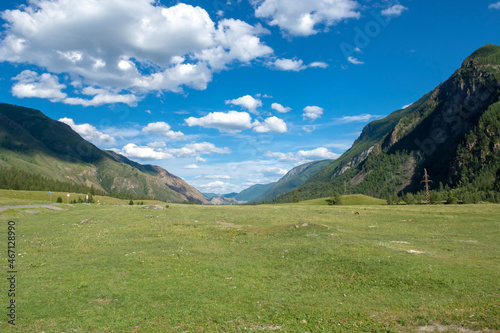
[58, 117, 115, 145]
[308, 61, 329, 68]
[253, 116, 288, 133]
[148, 141, 166, 148]
[185, 164, 200, 169]
[11, 70, 137, 106]
[167, 142, 231, 157]
[0, 1, 274, 103]
[271, 102, 291, 113]
[264, 151, 296, 162]
[225, 95, 262, 114]
[265, 147, 339, 163]
[185, 111, 253, 133]
[12, 70, 67, 102]
[121, 143, 173, 160]
[259, 167, 288, 177]
[381, 4, 408, 17]
[120, 141, 229, 161]
[336, 113, 382, 123]
[303, 106, 323, 121]
[253, 0, 360, 36]
[297, 147, 340, 160]
[197, 175, 231, 180]
[347, 56, 364, 65]
[142, 122, 185, 140]
[488, 2, 500, 9]
[63, 89, 138, 107]
[197, 180, 237, 193]
[402, 103, 413, 109]
[196, 156, 207, 163]
[271, 58, 306, 71]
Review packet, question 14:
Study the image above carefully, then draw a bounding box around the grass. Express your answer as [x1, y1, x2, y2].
[299, 194, 387, 206]
[0, 189, 165, 206]
[0, 199, 498, 332]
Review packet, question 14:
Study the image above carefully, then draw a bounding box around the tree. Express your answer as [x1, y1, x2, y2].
[403, 193, 416, 205]
[328, 192, 342, 205]
[293, 189, 299, 203]
[129, 200, 134, 205]
[446, 192, 457, 204]
[430, 191, 442, 204]
[89, 185, 96, 196]
[56, 196, 63, 203]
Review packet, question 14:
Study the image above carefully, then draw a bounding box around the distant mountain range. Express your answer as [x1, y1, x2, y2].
[0, 103, 209, 204]
[2, 44, 498, 205]
[272, 44, 500, 202]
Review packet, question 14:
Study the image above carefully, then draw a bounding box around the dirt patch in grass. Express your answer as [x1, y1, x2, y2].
[419, 324, 481, 332]
[217, 221, 235, 226]
[407, 249, 425, 254]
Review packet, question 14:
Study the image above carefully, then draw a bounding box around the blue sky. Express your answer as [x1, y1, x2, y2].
[0, 0, 499, 194]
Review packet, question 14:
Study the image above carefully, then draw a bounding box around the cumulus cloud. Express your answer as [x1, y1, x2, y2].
[0, 0, 274, 103]
[225, 95, 262, 114]
[121, 143, 173, 160]
[271, 102, 291, 113]
[489, 2, 500, 9]
[347, 56, 364, 65]
[265, 147, 339, 163]
[58, 117, 115, 144]
[120, 141, 230, 161]
[197, 175, 231, 180]
[197, 180, 237, 193]
[336, 113, 382, 123]
[259, 166, 288, 177]
[167, 142, 231, 157]
[303, 106, 323, 121]
[12, 70, 67, 102]
[11, 70, 137, 106]
[253, 116, 288, 133]
[63, 86, 138, 107]
[185, 164, 200, 169]
[253, 0, 360, 36]
[297, 147, 340, 160]
[185, 111, 253, 133]
[142, 122, 185, 140]
[381, 4, 408, 17]
[308, 61, 329, 68]
[271, 58, 307, 71]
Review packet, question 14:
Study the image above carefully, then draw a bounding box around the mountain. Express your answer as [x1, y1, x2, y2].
[209, 195, 239, 205]
[202, 193, 219, 200]
[250, 159, 334, 202]
[0, 103, 209, 204]
[234, 182, 276, 202]
[273, 44, 500, 203]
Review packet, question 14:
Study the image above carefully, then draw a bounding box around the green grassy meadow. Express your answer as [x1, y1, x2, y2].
[300, 194, 387, 206]
[0, 195, 499, 332]
[0, 189, 165, 206]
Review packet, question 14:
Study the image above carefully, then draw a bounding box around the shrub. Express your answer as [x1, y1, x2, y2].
[56, 196, 63, 203]
[430, 191, 442, 204]
[327, 192, 342, 205]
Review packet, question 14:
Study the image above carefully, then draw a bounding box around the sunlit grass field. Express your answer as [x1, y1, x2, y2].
[0, 197, 498, 332]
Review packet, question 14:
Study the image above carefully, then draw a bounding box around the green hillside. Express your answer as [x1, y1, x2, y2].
[298, 194, 386, 206]
[0, 103, 208, 203]
[235, 182, 276, 202]
[252, 159, 334, 202]
[273, 44, 500, 203]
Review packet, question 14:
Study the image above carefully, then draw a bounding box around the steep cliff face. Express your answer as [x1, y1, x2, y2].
[273, 44, 500, 202]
